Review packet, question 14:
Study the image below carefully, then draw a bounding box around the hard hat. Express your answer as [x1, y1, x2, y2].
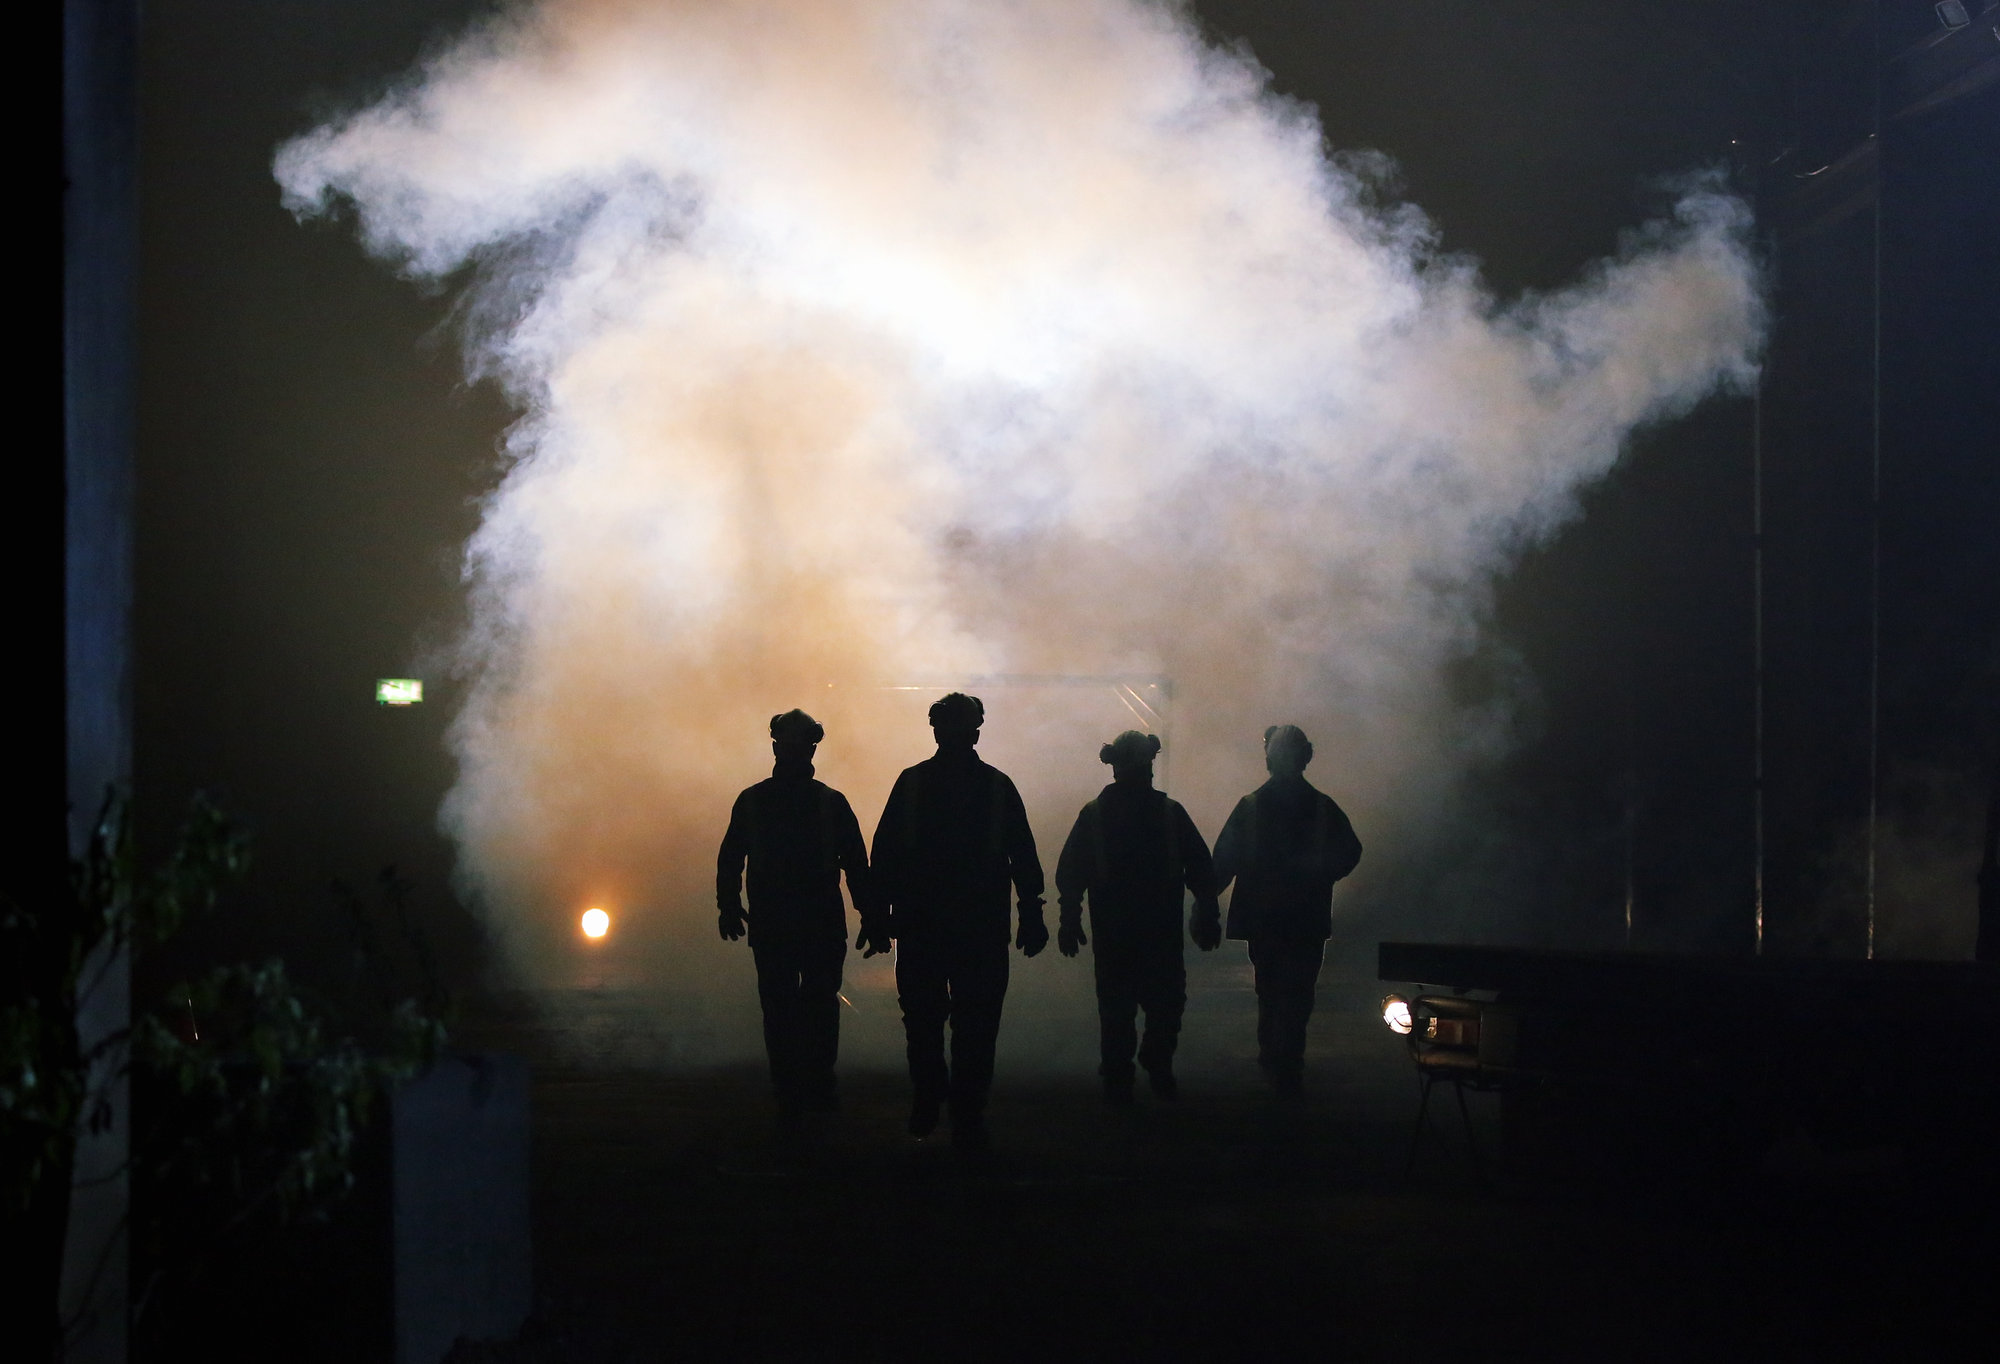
[928, 692, 985, 730]
[1263, 724, 1313, 769]
[1099, 730, 1162, 766]
[770, 709, 825, 745]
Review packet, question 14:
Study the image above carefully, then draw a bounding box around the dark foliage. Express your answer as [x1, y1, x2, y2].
[1, 792, 448, 1350]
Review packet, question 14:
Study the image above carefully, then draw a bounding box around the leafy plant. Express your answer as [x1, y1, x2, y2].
[2, 791, 247, 1220]
[3, 791, 452, 1346]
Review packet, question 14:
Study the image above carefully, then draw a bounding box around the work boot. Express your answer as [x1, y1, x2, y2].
[1102, 1073, 1136, 1107]
[908, 1094, 943, 1139]
[1145, 1064, 1178, 1101]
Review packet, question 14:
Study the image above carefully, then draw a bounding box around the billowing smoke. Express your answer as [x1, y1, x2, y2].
[277, 0, 1763, 991]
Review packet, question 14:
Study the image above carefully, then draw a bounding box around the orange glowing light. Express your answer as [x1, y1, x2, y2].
[581, 907, 610, 938]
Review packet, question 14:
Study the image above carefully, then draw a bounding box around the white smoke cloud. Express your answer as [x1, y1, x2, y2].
[277, 0, 1763, 979]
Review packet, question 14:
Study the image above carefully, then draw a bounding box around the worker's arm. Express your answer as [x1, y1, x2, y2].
[1053, 806, 1094, 957]
[831, 791, 889, 955]
[998, 774, 1048, 956]
[1323, 797, 1362, 883]
[1174, 801, 1223, 951]
[715, 792, 751, 941]
[1211, 795, 1255, 895]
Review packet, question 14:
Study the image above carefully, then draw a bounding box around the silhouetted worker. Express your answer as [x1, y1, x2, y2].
[872, 693, 1047, 1150]
[717, 709, 887, 1121]
[1212, 725, 1363, 1098]
[1055, 731, 1222, 1104]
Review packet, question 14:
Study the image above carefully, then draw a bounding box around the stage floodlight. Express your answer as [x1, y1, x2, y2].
[1382, 994, 1413, 1035]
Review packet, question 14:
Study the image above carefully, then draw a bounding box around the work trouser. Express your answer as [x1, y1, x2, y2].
[750, 938, 847, 1110]
[1092, 940, 1186, 1080]
[1247, 936, 1326, 1080]
[895, 935, 1010, 1126]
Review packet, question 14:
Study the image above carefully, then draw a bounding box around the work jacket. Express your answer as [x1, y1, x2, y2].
[871, 747, 1043, 947]
[1055, 781, 1218, 956]
[1212, 774, 1362, 942]
[716, 762, 873, 947]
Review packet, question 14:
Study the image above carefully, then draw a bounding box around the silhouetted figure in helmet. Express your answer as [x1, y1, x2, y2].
[872, 693, 1047, 1151]
[1055, 731, 1222, 1104]
[717, 709, 887, 1121]
[1212, 725, 1363, 1098]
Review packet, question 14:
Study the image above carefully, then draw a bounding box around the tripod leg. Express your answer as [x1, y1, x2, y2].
[1404, 1075, 1434, 1181]
[1455, 1079, 1486, 1191]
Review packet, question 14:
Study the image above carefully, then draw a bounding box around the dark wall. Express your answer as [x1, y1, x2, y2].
[135, 1, 503, 996]
[1758, 8, 2000, 957]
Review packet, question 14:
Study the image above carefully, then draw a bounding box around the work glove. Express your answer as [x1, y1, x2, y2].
[856, 914, 894, 958]
[1057, 907, 1087, 958]
[1189, 899, 1222, 952]
[717, 904, 747, 942]
[1015, 899, 1050, 958]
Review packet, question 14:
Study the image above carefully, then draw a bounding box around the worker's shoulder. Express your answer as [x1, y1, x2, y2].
[981, 759, 1022, 791]
[1312, 785, 1354, 818]
[808, 778, 857, 808]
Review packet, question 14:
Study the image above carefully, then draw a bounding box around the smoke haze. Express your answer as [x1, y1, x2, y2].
[276, 0, 1764, 997]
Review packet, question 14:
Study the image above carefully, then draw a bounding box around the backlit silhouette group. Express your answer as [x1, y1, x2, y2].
[716, 693, 1362, 1151]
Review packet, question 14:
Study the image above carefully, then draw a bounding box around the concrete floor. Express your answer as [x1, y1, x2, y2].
[447, 967, 1996, 1362]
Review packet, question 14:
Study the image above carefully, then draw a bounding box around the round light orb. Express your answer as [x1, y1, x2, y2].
[581, 907, 610, 939]
[1381, 994, 1413, 1036]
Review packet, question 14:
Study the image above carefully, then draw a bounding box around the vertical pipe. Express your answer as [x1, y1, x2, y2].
[1753, 368, 1766, 956]
[1623, 796, 1636, 949]
[1623, 626, 1637, 949]
[1978, 767, 1999, 963]
[1865, 1, 1883, 960]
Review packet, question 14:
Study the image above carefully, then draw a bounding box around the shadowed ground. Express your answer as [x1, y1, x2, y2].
[447, 967, 1994, 1362]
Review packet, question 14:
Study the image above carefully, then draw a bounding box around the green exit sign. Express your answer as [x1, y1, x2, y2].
[376, 679, 423, 706]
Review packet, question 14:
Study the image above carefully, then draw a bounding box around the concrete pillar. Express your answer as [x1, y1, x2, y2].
[62, 1, 138, 1358]
[393, 1054, 534, 1363]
